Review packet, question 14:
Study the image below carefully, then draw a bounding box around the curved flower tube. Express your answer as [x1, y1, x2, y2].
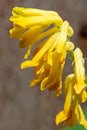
[73, 48, 86, 94]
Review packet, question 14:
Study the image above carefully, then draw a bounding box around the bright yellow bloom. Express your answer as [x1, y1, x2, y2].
[10, 7, 63, 27]
[9, 7, 87, 129]
[10, 7, 63, 41]
[56, 74, 74, 125]
[10, 7, 63, 58]
[30, 49, 65, 96]
[9, 6, 73, 96]
[10, 8, 73, 96]
[21, 21, 69, 67]
[56, 74, 87, 128]
[73, 48, 86, 94]
[10, 7, 73, 58]
[20, 21, 71, 96]
[55, 48, 87, 128]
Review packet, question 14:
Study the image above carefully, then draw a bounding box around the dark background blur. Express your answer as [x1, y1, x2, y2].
[0, 0, 87, 130]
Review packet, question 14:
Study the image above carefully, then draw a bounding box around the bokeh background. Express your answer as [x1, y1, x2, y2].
[0, 0, 87, 130]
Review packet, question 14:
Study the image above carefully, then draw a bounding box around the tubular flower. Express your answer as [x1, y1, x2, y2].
[56, 74, 87, 128]
[10, 7, 74, 95]
[20, 21, 70, 96]
[10, 7, 63, 27]
[9, 7, 87, 129]
[21, 21, 69, 67]
[56, 74, 74, 125]
[55, 48, 87, 128]
[73, 48, 86, 94]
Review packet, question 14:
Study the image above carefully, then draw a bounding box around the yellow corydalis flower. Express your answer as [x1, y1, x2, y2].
[9, 7, 87, 129]
[73, 48, 86, 94]
[10, 7, 73, 56]
[20, 21, 71, 96]
[55, 48, 87, 128]
[10, 7, 63, 27]
[56, 74, 87, 128]
[10, 7, 62, 42]
[9, 7, 74, 96]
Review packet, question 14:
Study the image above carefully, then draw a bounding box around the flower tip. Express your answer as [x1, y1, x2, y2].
[24, 54, 28, 59]
[40, 87, 44, 91]
[21, 61, 30, 69]
[30, 83, 34, 87]
[55, 116, 59, 125]
[21, 61, 28, 69]
[21, 64, 24, 69]
[12, 6, 23, 14]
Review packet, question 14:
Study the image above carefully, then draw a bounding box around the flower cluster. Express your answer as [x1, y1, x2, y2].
[10, 7, 87, 128]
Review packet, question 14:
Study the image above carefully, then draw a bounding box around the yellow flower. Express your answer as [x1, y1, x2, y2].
[21, 32, 59, 68]
[40, 49, 66, 96]
[10, 7, 63, 27]
[55, 74, 74, 125]
[10, 7, 74, 96]
[73, 48, 86, 94]
[10, 7, 73, 59]
[21, 21, 71, 67]
[55, 74, 87, 128]
[55, 50, 87, 127]
[10, 7, 87, 129]
[63, 100, 87, 128]
[10, 7, 64, 59]
[20, 21, 72, 96]
[77, 89, 87, 103]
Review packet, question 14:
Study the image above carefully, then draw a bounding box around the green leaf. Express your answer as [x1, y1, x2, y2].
[63, 125, 84, 130]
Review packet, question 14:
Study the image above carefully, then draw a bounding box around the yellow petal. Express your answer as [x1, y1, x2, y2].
[67, 99, 79, 127]
[56, 74, 74, 125]
[30, 72, 44, 87]
[12, 7, 59, 17]
[9, 24, 25, 38]
[67, 26, 74, 37]
[21, 32, 59, 68]
[56, 21, 69, 53]
[10, 7, 63, 27]
[77, 89, 87, 103]
[30, 61, 50, 87]
[40, 50, 65, 91]
[19, 25, 45, 48]
[55, 111, 69, 125]
[24, 45, 32, 59]
[10, 15, 62, 28]
[64, 74, 74, 113]
[66, 41, 75, 51]
[74, 48, 86, 94]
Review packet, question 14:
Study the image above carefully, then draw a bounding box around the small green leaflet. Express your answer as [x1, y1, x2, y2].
[85, 75, 87, 85]
[67, 50, 74, 61]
